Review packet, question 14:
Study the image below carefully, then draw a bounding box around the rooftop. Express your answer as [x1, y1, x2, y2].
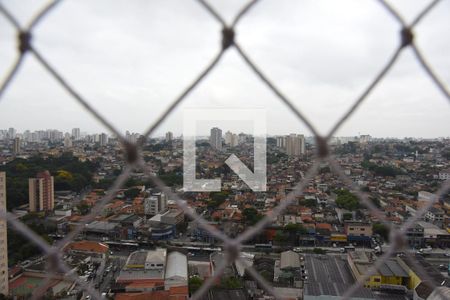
[280, 250, 301, 269]
[65, 240, 109, 254]
[304, 254, 374, 299]
[165, 251, 188, 280]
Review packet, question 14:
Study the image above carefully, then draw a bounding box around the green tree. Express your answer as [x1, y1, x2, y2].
[189, 276, 203, 295]
[343, 212, 353, 220]
[243, 208, 263, 225]
[207, 191, 228, 209]
[299, 198, 316, 208]
[221, 277, 242, 289]
[373, 223, 390, 241]
[335, 189, 359, 211]
[285, 223, 307, 235]
[124, 188, 141, 199]
[313, 248, 326, 254]
[0, 153, 97, 209]
[274, 231, 288, 244]
[76, 202, 90, 215]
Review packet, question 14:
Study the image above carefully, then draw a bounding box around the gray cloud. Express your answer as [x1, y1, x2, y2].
[0, 0, 449, 138]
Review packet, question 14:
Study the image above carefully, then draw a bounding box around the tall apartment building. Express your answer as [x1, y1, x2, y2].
[13, 137, 20, 155]
[29, 170, 55, 212]
[286, 134, 305, 156]
[165, 131, 173, 143]
[225, 131, 238, 147]
[0, 172, 8, 295]
[144, 192, 167, 216]
[7, 128, 15, 139]
[276, 136, 286, 148]
[71, 128, 80, 140]
[99, 133, 108, 147]
[210, 127, 222, 150]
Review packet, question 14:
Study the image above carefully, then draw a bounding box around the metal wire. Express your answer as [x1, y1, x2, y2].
[0, 0, 449, 299]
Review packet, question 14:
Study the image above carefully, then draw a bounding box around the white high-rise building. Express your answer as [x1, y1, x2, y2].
[210, 127, 222, 150]
[71, 128, 80, 141]
[276, 136, 286, 148]
[0, 172, 9, 295]
[225, 131, 233, 145]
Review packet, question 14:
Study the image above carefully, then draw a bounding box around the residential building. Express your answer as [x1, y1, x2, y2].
[276, 136, 286, 148]
[13, 137, 20, 155]
[344, 221, 372, 235]
[8, 127, 15, 139]
[165, 131, 173, 143]
[438, 169, 450, 180]
[144, 193, 167, 216]
[286, 134, 305, 156]
[406, 223, 425, 248]
[29, 170, 54, 212]
[0, 172, 8, 295]
[209, 127, 222, 150]
[344, 221, 372, 243]
[425, 207, 445, 223]
[418, 191, 435, 202]
[71, 128, 80, 140]
[225, 131, 238, 147]
[99, 133, 108, 146]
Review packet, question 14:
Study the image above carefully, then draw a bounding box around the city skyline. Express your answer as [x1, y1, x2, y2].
[1, 126, 450, 140]
[0, 1, 449, 138]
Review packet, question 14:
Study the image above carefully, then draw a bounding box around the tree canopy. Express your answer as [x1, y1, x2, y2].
[0, 153, 97, 210]
[335, 189, 359, 211]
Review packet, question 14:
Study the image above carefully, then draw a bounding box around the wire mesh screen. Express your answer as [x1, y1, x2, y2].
[0, 0, 450, 299]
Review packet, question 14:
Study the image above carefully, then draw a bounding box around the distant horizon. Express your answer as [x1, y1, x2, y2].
[1, 126, 449, 140]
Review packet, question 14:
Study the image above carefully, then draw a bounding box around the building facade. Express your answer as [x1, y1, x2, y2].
[71, 128, 80, 140]
[144, 193, 167, 216]
[13, 137, 20, 155]
[165, 131, 173, 142]
[29, 170, 55, 212]
[209, 127, 222, 150]
[286, 134, 305, 156]
[0, 172, 8, 295]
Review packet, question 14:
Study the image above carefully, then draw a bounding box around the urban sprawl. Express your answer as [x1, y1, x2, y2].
[0, 127, 450, 300]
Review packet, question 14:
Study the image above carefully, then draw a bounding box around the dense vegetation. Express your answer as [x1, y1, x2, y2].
[0, 153, 98, 210]
[361, 160, 405, 177]
[373, 222, 390, 241]
[335, 189, 359, 211]
[188, 276, 203, 295]
[7, 213, 54, 266]
[242, 208, 263, 225]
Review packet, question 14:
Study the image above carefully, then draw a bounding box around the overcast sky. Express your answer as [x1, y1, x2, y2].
[0, 0, 449, 138]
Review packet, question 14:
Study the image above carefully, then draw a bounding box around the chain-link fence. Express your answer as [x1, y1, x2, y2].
[0, 0, 449, 299]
